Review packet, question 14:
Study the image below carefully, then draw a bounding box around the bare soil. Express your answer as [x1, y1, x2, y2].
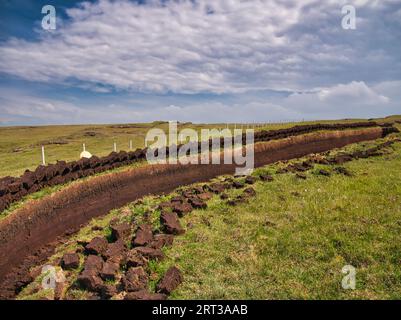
[0, 127, 384, 298]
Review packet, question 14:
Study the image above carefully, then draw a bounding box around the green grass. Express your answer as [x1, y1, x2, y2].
[2, 116, 399, 178]
[18, 130, 401, 300]
[161, 139, 401, 299]
[1, 126, 370, 221]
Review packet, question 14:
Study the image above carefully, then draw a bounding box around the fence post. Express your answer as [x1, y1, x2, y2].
[113, 142, 117, 152]
[41, 146, 45, 165]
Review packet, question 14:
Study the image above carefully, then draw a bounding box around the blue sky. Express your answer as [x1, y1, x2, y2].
[0, 0, 400, 125]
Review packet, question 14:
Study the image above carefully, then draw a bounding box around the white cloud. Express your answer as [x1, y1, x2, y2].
[1, 81, 398, 125]
[372, 80, 401, 100]
[282, 81, 398, 119]
[0, 0, 400, 126]
[0, 0, 400, 95]
[317, 81, 389, 104]
[0, 90, 83, 123]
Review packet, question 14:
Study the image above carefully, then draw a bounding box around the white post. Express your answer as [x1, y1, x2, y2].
[41, 146, 45, 165]
[113, 142, 117, 152]
[129, 140, 132, 150]
[83, 143, 86, 152]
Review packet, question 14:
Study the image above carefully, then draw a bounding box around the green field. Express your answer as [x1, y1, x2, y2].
[2, 116, 399, 178]
[18, 125, 401, 300]
[163, 139, 401, 299]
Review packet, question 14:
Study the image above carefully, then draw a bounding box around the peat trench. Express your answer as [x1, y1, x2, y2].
[0, 127, 395, 298]
[1, 121, 395, 213]
[59, 137, 398, 300]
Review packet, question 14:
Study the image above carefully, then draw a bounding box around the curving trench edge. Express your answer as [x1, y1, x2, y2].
[0, 127, 385, 299]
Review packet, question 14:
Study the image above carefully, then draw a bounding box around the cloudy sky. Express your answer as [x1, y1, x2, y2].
[0, 0, 400, 125]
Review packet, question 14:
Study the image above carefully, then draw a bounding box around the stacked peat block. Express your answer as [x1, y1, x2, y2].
[2, 121, 393, 212]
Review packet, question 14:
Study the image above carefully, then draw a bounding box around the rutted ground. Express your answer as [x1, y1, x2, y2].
[17, 131, 401, 300]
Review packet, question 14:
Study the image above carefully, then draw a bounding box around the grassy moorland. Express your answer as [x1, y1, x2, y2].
[163, 139, 401, 299]
[18, 125, 401, 300]
[1, 116, 400, 178]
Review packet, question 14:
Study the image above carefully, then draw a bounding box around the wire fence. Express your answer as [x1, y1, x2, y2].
[37, 120, 309, 165]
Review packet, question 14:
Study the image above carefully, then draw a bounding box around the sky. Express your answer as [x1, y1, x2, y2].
[0, 0, 400, 125]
